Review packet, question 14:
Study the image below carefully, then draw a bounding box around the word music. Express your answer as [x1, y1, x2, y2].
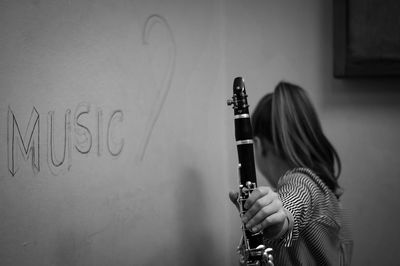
[7, 103, 124, 176]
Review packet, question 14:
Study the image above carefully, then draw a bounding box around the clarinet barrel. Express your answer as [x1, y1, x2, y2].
[227, 77, 274, 266]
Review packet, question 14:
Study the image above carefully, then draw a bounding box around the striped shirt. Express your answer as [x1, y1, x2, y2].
[265, 168, 353, 266]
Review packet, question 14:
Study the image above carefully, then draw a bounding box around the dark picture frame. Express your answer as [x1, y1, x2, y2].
[333, 0, 400, 78]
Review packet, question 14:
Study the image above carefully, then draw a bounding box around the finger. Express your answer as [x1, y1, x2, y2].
[245, 200, 281, 229]
[242, 196, 273, 223]
[229, 191, 239, 210]
[243, 188, 276, 222]
[248, 209, 286, 233]
[244, 186, 271, 209]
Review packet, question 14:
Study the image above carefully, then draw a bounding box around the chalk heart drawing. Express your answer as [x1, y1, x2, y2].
[138, 14, 176, 161]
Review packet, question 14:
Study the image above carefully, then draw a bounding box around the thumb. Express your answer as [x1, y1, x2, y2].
[229, 191, 240, 211]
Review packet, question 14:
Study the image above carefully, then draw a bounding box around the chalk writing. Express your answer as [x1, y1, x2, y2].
[138, 14, 176, 160]
[97, 108, 103, 157]
[7, 106, 40, 176]
[107, 110, 124, 157]
[47, 110, 72, 175]
[6, 104, 124, 176]
[74, 102, 92, 154]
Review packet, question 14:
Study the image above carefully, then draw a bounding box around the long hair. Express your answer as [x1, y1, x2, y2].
[252, 81, 342, 198]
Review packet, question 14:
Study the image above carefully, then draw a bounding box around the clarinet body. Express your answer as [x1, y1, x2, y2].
[227, 77, 273, 266]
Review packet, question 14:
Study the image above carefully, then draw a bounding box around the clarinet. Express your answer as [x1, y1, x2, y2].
[227, 77, 274, 266]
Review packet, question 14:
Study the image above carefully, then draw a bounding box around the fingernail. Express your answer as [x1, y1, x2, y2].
[242, 216, 248, 223]
[251, 226, 259, 232]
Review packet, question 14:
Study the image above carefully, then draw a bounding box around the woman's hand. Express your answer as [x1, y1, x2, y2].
[235, 186, 288, 239]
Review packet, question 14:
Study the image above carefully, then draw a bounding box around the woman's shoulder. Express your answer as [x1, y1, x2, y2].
[279, 167, 345, 226]
[279, 168, 318, 187]
[278, 168, 335, 199]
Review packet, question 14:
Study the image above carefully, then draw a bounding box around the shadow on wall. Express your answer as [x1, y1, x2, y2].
[144, 167, 218, 266]
[174, 167, 218, 266]
[325, 78, 400, 108]
[53, 227, 92, 266]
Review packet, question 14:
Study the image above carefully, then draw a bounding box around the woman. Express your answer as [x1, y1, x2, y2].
[229, 81, 353, 265]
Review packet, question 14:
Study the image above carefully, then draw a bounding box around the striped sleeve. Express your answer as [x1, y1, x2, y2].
[277, 173, 313, 247]
[264, 168, 353, 265]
